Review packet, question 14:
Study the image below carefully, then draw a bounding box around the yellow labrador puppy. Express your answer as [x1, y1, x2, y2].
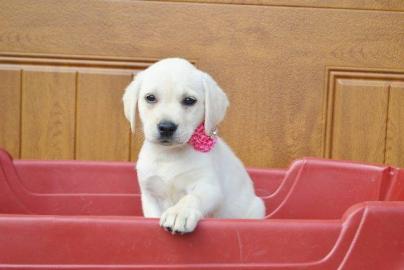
[123, 58, 265, 234]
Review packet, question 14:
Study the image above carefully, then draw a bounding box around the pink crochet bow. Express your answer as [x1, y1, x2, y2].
[188, 123, 217, 152]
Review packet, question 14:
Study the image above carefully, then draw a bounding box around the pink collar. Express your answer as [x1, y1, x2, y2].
[188, 123, 217, 152]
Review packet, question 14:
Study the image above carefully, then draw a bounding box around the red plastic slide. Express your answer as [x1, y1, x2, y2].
[0, 148, 403, 269]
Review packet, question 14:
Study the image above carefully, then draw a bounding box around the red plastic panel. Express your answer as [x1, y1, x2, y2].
[0, 203, 403, 269]
[15, 160, 139, 194]
[266, 158, 393, 219]
[1, 149, 404, 218]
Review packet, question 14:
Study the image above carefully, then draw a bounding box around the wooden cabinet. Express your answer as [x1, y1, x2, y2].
[0, 0, 403, 168]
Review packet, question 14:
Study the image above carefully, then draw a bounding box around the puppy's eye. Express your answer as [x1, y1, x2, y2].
[145, 94, 157, 103]
[182, 97, 197, 106]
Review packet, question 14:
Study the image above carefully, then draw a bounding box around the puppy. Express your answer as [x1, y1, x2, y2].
[123, 58, 265, 234]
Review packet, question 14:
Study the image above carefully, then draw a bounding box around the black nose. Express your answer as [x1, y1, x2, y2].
[158, 121, 178, 137]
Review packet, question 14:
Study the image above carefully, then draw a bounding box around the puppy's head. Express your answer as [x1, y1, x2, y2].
[123, 58, 229, 147]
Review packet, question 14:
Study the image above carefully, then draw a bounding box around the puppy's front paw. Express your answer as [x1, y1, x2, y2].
[160, 206, 202, 234]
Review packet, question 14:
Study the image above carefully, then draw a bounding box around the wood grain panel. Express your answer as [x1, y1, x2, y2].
[0, 1, 403, 167]
[0, 55, 151, 162]
[329, 79, 389, 163]
[155, 0, 404, 11]
[21, 70, 76, 159]
[76, 73, 132, 161]
[0, 68, 21, 157]
[386, 82, 404, 167]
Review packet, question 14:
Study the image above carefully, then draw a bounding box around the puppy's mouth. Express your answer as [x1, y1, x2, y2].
[149, 131, 192, 146]
[159, 138, 174, 145]
[156, 136, 188, 146]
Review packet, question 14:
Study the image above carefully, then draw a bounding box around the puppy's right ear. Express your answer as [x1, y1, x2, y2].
[122, 71, 143, 133]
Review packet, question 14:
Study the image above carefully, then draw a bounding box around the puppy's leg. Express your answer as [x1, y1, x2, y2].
[141, 192, 162, 218]
[160, 181, 222, 234]
[139, 176, 167, 218]
[246, 197, 266, 218]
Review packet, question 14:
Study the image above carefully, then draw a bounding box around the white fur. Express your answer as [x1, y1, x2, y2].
[123, 58, 265, 234]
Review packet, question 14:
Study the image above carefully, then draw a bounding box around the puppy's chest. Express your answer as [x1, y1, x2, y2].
[137, 145, 210, 205]
[138, 161, 195, 204]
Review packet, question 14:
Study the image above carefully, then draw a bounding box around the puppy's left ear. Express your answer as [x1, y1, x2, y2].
[202, 72, 229, 135]
[122, 71, 143, 133]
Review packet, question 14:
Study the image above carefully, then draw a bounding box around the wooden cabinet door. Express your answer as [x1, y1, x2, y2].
[0, 0, 403, 168]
